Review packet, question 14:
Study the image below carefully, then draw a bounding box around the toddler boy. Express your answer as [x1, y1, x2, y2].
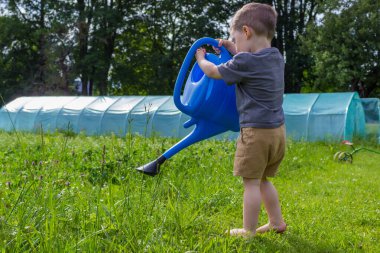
[195, 2, 287, 236]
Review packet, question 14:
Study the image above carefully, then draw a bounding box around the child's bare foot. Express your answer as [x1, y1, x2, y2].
[227, 228, 255, 237]
[256, 222, 287, 234]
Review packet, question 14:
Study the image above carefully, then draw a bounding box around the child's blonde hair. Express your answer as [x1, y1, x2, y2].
[231, 2, 277, 40]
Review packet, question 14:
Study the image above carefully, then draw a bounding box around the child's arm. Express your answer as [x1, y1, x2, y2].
[195, 48, 222, 79]
[213, 39, 237, 56]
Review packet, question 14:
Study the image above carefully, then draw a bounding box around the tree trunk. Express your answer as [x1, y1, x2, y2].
[77, 0, 91, 95]
[58, 50, 70, 93]
[89, 78, 94, 96]
[35, 0, 47, 93]
[273, 0, 319, 93]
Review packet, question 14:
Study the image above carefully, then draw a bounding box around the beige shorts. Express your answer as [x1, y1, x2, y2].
[234, 124, 286, 179]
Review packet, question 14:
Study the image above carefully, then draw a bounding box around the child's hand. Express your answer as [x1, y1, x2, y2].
[212, 39, 237, 55]
[212, 39, 222, 54]
[194, 47, 222, 79]
[195, 47, 206, 62]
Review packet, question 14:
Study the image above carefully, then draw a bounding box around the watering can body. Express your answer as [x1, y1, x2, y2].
[180, 53, 239, 131]
[137, 37, 239, 175]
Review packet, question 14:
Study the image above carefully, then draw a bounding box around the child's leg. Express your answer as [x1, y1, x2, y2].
[230, 178, 261, 236]
[243, 178, 262, 232]
[256, 178, 286, 233]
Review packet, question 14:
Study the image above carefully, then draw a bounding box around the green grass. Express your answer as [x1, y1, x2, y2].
[0, 130, 379, 252]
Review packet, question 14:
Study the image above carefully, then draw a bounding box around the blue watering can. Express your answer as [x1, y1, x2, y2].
[136, 37, 239, 176]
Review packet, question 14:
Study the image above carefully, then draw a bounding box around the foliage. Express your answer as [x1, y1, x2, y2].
[112, 0, 324, 95]
[111, 0, 245, 95]
[271, 0, 323, 93]
[0, 0, 379, 100]
[0, 16, 38, 101]
[302, 0, 380, 97]
[0, 0, 77, 101]
[0, 131, 379, 252]
[73, 0, 140, 96]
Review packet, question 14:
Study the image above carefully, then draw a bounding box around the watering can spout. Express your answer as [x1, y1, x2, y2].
[136, 155, 166, 176]
[136, 118, 228, 176]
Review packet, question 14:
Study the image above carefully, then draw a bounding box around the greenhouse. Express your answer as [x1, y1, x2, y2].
[361, 98, 380, 124]
[0, 96, 194, 138]
[361, 98, 380, 142]
[0, 92, 367, 141]
[283, 92, 366, 141]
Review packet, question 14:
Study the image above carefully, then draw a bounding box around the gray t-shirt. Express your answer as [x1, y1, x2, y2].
[217, 47, 285, 128]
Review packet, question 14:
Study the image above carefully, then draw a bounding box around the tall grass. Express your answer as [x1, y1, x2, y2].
[0, 131, 379, 252]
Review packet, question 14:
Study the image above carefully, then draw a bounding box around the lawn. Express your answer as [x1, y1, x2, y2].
[0, 131, 379, 252]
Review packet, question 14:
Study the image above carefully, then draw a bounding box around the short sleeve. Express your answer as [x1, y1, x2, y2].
[217, 53, 248, 85]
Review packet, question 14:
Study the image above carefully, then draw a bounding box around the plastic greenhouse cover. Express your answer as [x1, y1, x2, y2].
[0, 93, 367, 141]
[308, 93, 363, 141]
[361, 98, 380, 123]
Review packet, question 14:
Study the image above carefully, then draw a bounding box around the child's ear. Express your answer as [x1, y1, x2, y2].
[242, 25, 253, 39]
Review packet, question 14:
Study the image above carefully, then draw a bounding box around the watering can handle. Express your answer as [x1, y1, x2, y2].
[173, 37, 231, 114]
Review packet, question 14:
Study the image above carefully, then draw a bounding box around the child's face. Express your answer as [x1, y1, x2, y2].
[230, 28, 252, 53]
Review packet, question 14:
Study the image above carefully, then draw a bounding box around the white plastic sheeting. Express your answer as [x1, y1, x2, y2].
[0, 96, 196, 138]
[0, 93, 367, 141]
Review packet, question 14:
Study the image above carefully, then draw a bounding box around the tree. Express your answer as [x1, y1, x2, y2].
[74, 0, 92, 95]
[269, 0, 323, 93]
[112, 0, 245, 95]
[0, 16, 38, 102]
[303, 0, 379, 97]
[1, 0, 341, 99]
[73, 0, 140, 96]
[109, 0, 327, 95]
[0, 0, 76, 100]
[7, 0, 51, 93]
